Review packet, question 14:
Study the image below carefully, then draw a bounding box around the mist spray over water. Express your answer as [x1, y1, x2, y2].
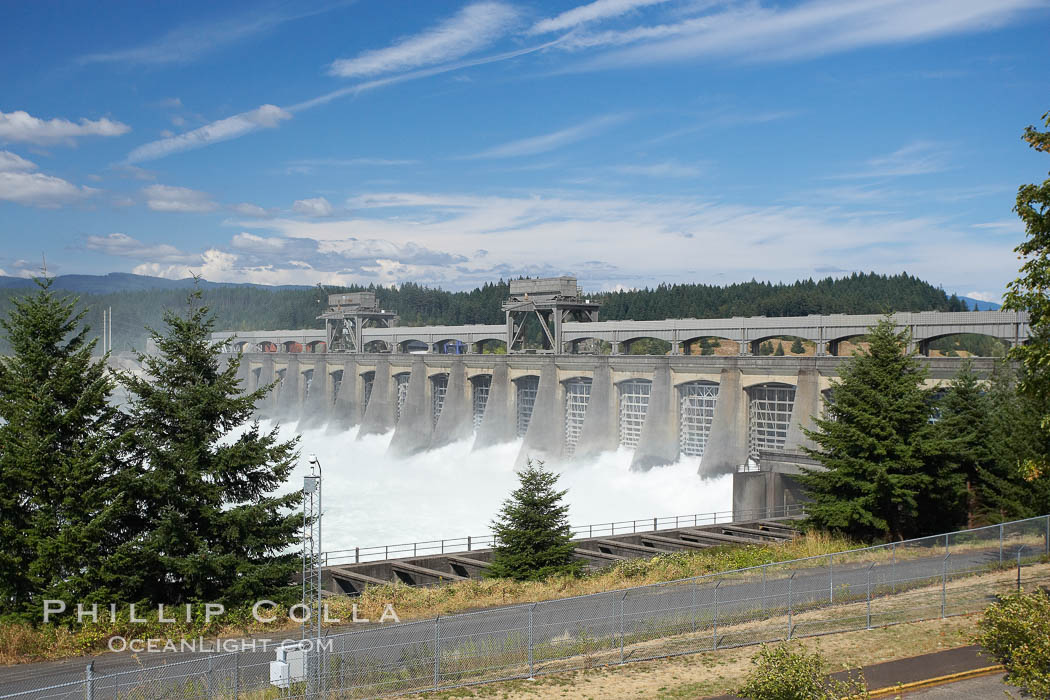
[261, 420, 732, 551]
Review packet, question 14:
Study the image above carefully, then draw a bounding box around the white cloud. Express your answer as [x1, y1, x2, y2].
[143, 184, 218, 212]
[84, 233, 197, 263]
[0, 150, 36, 172]
[0, 110, 129, 146]
[530, 0, 672, 35]
[126, 104, 291, 163]
[0, 150, 96, 208]
[569, 0, 1042, 69]
[328, 2, 518, 78]
[77, 5, 345, 66]
[964, 291, 1000, 303]
[466, 114, 629, 158]
[133, 249, 237, 280]
[233, 202, 270, 217]
[613, 160, 705, 177]
[837, 141, 950, 179]
[293, 197, 334, 217]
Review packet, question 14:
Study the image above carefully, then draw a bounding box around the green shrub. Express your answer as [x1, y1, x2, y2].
[736, 643, 868, 700]
[976, 589, 1050, 698]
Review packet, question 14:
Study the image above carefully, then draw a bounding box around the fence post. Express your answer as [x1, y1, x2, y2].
[941, 553, 949, 618]
[414, 542, 417, 557]
[691, 578, 698, 633]
[891, 543, 896, 594]
[355, 546, 359, 564]
[441, 539, 445, 554]
[653, 517, 657, 532]
[761, 565, 767, 615]
[589, 524, 593, 538]
[829, 554, 834, 603]
[467, 535, 472, 552]
[787, 573, 795, 640]
[713, 580, 721, 650]
[207, 654, 214, 698]
[234, 650, 239, 699]
[1018, 546, 1025, 592]
[85, 662, 94, 700]
[999, 523, 1004, 565]
[433, 616, 440, 690]
[619, 591, 628, 664]
[528, 603, 536, 678]
[866, 563, 873, 629]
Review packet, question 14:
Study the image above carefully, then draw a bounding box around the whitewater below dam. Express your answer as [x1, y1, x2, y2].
[254, 420, 733, 553]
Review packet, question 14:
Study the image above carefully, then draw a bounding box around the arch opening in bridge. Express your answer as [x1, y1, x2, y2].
[232, 340, 251, 353]
[747, 382, 796, 458]
[618, 379, 652, 448]
[282, 341, 302, 353]
[923, 333, 1010, 358]
[431, 373, 449, 427]
[621, 337, 671, 356]
[360, 371, 376, 415]
[474, 338, 507, 354]
[258, 341, 278, 353]
[514, 375, 540, 437]
[562, 376, 593, 457]
[568, 337, 612, 355]
[364, 340, 392, 353]
[397, 339, 428, 354]
[679, 381, 719, 457]
[305, 340, 326, 353]
[330, 369, 344, 405]
[750, 335, 814, 357]
[470, 374, 492, 430]
[432, 339, 466, 355]
[827, 334, 871, 357]
[393, 372, 411, 423]
[680, 336, 739, 356]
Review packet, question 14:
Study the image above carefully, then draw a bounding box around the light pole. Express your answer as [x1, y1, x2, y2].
[302, 454, 323, 692]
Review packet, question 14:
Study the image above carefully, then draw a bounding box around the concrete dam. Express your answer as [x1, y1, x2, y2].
[215, 278, 1030, 479]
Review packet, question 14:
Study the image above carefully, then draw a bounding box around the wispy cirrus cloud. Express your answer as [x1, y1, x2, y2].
[292, 197, 334, 217]
[0, 109, 129, 146]
[0, 150, 97, 208]
[566, 0, 1043, 69]
[328, 2, 518, 78]
[836, 141, 950, 179]
[612, 160, 706, 177]
[465, 114, 630, 159]
[77, 3, 350, 67]
[126, 104, 291, 163]
[529, 0, 674, 35]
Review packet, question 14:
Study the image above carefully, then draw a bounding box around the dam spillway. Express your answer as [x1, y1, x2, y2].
[228, 350, 1005, 475]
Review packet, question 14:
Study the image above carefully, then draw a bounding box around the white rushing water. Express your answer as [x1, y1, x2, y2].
[259, 420, 733, 552]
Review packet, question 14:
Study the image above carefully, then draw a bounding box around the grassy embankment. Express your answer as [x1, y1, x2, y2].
[0, 532, 852, 665]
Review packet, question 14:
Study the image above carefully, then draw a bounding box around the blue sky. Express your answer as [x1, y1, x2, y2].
[1, 0, 1049, 301]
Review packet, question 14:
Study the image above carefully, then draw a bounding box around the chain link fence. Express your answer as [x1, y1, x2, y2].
[5, 514, 1049, 699]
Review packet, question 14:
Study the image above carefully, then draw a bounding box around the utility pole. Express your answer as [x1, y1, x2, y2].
[303, 454, 323, 694]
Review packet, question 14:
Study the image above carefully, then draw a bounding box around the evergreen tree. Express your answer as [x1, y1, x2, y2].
[798, 319, 933, 541]
[759, 341, 774, 356]
[0, 279, 122, 616]
[921, 363, 990, 530]
[791, 337, 805, 354]
[487, 461, 581, 581]
[774, 342, 785, 356]
[109, 287, 302, 606]
[1003, 108, 1050, 479]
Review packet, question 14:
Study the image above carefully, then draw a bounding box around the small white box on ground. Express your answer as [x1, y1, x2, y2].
[270, 642, 307, 688]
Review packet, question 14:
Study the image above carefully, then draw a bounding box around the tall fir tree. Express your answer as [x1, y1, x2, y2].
[487, 461, 581, 581]
[108, 287, 302, 606]
[921, 363, 990, 531]
[790, 337, 805, 354]
[1003, 108, 1050, 480]
[798, 318, 933, 541]
[0, 279, 122, 617]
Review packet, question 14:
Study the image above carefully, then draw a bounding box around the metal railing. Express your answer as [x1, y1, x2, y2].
[7, 514, 1049, 699]
[322, 504, 807, 565]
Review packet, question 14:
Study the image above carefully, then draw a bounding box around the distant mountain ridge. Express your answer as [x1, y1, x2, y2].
[0, 272, 312, 294]
[959, 296, 1001, 311]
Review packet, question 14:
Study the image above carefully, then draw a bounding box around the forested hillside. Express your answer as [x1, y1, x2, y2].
[0, 272, 972, 354]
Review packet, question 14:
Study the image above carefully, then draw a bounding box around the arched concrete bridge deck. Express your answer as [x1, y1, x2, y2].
[215, 310, 1028, 356]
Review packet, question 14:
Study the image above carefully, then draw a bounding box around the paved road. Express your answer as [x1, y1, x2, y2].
[0, 542, 1031, 698]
